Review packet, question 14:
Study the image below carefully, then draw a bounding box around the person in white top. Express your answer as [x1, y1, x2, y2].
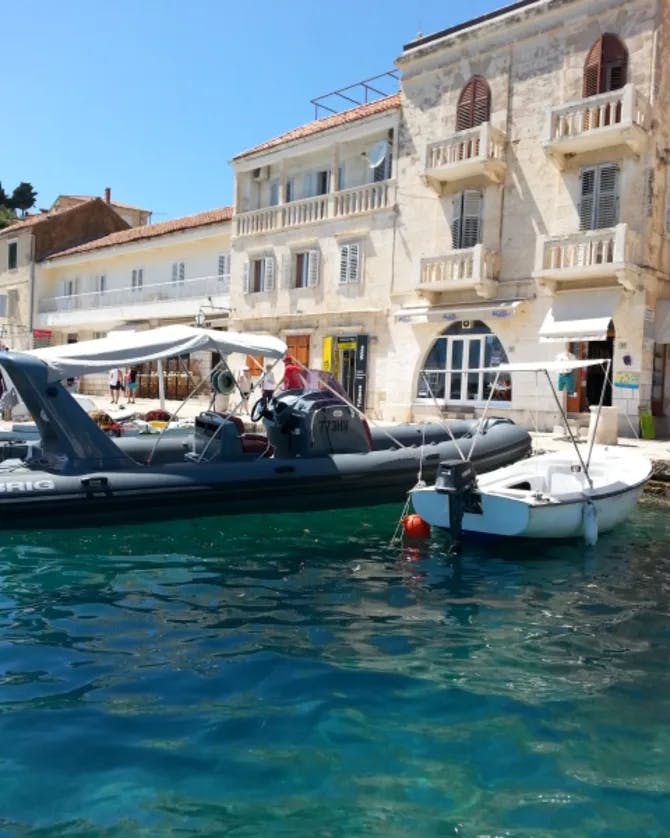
[236, 367, 252, 413]
[108, 367, 123, 405]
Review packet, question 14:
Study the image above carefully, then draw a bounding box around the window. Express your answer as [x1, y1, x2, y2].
[579, 164, 619, 230]
[243, 256, 275, 294]
[218, 253, 231, 291]
[583, 34, 627, 97]
[451, 190, 483, 249]
[417, 321, 511, 404]
[338, 242, 361, 285]
[291, 250, 320, 289]
[456, 76, 491, 131]
[96, 274, 107, 294]
[7, 289, 18, 319]
[64, 278, 79, 297]
[302, 170, 330, 198]
[7, 241, 17, 270]
[286, 177, 295, 203]
[172, 262, 185, 283]
[269, 179, 279, 207]
[370, 144, 392, 183]
[131, 268, 143, 291]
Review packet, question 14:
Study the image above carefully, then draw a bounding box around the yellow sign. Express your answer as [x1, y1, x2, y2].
[322, 336, 332, 372]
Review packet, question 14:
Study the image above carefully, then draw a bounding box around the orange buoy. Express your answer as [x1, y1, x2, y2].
[401, 514, 430, 539]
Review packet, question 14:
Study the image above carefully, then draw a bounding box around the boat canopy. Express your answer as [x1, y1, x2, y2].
[29, 324, 287, 382]
[478, 359, 607, 374]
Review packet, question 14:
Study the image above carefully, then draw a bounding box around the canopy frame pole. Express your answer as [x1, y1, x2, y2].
[544, 368, 593, 490]
[586, 358, 612, 472]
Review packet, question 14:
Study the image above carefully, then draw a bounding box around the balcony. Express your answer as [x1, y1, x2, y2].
[534, 223, 641, 293]
[424, 124, 507, 191]
[235, 180, 394, 237]
[37, 274, 229, 327]
[544, 84, 650, 168]
[419, 245, 500, 298]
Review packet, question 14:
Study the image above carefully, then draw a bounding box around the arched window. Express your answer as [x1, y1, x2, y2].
[416, 321, 511, 404]
[456, 76, 491, 131]
[583, 34, 628, 97]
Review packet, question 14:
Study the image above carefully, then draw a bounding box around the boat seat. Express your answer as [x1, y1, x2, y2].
[192, 411, 271, 460]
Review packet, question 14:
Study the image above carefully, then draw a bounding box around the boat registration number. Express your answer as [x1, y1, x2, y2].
[0, 479, 56, 493]
[319, 418, 349, 433]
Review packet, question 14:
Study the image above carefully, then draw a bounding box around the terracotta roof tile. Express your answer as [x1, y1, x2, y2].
[233, 93, 401, 161]
[47, 206, 233, 260]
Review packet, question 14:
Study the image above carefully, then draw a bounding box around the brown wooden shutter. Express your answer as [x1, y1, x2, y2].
[583, 34, 627, 97]
[456, 76, 491, 131]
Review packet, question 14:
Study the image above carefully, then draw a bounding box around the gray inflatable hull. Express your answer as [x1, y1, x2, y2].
[0, 422, 531, 530]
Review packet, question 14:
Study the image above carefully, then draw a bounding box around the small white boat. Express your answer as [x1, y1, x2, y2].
[409, 359, 653, 545]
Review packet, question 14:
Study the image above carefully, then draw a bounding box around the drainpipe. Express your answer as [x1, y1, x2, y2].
[28, 233, 35, 349]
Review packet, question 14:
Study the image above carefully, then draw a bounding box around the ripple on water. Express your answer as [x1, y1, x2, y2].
[0, 504, 668, 833]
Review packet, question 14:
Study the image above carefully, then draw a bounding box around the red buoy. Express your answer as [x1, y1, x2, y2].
[402, 514, 430, 539]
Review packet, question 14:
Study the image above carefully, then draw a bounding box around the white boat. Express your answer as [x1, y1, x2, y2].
[409, 359, 653, 545]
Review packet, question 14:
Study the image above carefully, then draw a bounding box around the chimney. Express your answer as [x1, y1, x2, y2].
[104, 187, 111, 204]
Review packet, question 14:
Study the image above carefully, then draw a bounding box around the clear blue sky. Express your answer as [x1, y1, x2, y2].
[4, 0, 504, 221]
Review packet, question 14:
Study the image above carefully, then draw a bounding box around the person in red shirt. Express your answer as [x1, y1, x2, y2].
[282, 355, 305, 390]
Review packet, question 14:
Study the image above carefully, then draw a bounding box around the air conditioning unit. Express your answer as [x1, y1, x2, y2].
[252, 166, 270, 182]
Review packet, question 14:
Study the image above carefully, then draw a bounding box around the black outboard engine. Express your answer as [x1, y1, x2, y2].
[435, 459, 478, 554]
[263, 390, 371, 457]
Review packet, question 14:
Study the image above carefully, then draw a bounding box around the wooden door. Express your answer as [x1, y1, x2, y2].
[566, 341, 586, 413]
[286, 335, 310, 367]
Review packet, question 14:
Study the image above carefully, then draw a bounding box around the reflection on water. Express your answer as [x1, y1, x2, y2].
[0, 503, 669, 833]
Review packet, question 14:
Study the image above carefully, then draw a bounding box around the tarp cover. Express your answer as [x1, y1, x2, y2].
[30, 325, 287, 382]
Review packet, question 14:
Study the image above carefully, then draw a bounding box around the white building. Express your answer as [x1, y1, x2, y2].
[230, 95, 400, 413]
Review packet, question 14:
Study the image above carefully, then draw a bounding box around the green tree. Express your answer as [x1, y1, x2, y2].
[0, 205, 17, 230]
[0, 181, 8, 207]
[9, 182, 37, 216]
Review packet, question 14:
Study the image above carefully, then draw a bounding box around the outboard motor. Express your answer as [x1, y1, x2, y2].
[435, 459, 478, 554]
[264, 390, 371, 457]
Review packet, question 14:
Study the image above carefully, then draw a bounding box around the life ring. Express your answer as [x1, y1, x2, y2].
[212, 369, 236, 395]
[250, 397, 268, 423]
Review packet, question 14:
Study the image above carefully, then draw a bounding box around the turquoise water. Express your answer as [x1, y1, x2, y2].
[0, 503, 669, 836]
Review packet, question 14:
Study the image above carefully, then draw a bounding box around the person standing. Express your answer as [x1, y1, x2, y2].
[236, 367, 252, 414]
[108, 367, 123, 405]
[262, 363, 276, 401]
[126, 367, 138, 404]
[281, 355, 305, 390]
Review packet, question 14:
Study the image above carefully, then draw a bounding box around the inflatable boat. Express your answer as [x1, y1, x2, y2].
[0, 327, 532, 530]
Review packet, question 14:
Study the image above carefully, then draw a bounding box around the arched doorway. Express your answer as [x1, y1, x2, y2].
[417, 320, 511, 405]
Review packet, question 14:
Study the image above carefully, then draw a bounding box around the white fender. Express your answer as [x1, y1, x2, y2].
[582, 500, 598, 546]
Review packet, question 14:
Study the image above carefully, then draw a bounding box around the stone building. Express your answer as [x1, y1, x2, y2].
[390, 0, 670, 433]
[0, 199, 130, 350]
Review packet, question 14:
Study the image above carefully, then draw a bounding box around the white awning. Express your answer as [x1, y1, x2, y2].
[654, 300, 670, 342]
[395, 300, 523, 324]
[539, 289, 620, 343]
[29, 324, 287, 382]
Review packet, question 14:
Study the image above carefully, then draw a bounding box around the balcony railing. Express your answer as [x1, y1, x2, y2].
[419, 245, 500, 298]
[534, 223, 641, 291]
[333, 182, 390, 215]
[236, 180, 393, 236]
[545, 84, 650, 164]
[424, 123, 507, 188]
[39, 273, 229, 314]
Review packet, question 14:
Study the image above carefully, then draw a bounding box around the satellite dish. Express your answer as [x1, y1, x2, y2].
[367, 140, 388, 169]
